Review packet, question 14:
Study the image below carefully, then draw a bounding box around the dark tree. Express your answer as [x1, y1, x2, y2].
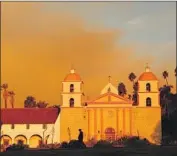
[162, 71, 169, 85]
[36, 101, 48, 108]
[159, 85, 173, 116]
[128, 72, 136, 85]
[117, 82, 127, 97]
[132, 94, 138, 105]
[8, 91, 15, 108]
[128, 94, 132, 100]
[24, 96, 36, 108]
[133, 81, 139, 92]
[128, 73, 138, 105]
[1, 83, 9, 108]
[50, 105, 61, 114]
[132, 81, 139, 105]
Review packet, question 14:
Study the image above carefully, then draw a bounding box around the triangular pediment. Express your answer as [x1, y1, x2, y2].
[101, 83, 118, 95]
[87, 92, 132, 105]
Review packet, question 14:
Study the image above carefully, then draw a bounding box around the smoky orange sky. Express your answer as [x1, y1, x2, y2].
[1, 2, 176, 108]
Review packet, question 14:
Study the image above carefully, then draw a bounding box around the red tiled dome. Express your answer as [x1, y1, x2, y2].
[139, 72, 158, 81]
[64, 69, 82, 82]
[138, 66, 158, 81]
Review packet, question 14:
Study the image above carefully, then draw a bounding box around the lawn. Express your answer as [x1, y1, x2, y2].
[0, 146, 177, 156]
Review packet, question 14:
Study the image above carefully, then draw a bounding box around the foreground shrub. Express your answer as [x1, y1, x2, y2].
[49, 143, 61, 149]
[6, 144, 28, 151]
[38, 143, 60, 149]
[121, 136, 150, 147]
[68, 140, 86, 149]
[38, 143, 61, 149]
[93, 140, 113, 148]
[85, 138, 97, 147]
[60, 141, 68, 148]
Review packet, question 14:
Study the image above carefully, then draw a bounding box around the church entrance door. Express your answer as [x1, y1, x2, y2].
[105, 127, 115, 141]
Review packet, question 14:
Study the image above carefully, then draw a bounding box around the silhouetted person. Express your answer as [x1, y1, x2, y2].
[78, 129, 83, 143]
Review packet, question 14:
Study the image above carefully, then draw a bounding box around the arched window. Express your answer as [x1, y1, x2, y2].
[146, 97, 151, 107]
[70, 84, 74, 92]
[70, 98, 74, 107]
[146, 83, 151, 92]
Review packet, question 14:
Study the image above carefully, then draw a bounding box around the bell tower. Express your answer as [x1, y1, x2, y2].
[138, 64, 160, 107]
[61, 68, 84, 107]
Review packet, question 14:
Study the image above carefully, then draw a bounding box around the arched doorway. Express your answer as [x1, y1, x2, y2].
[14, 135, 27, 145]
[29, 135, 42, 148]
[0, 135, 12, 147]
[105, 127, 115, 141]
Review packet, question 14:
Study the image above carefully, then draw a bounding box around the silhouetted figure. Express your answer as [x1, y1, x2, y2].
[78, 129, 83, 143]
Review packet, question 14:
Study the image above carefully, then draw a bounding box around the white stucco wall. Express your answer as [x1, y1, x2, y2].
[51, 114, 60, 143]
[0, 111, 61, 146]
[101, 83, 118, 95]
[138, 92, 160, 107]
[61, 81, 83, 107]
[62, 82, 82, 93]
[138, 80, 159, 107]
[0, 123, 57, 145]
[61, 93, 82, 107]
[138, 81, 159, 93]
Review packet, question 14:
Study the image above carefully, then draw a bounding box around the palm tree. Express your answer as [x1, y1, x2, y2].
[162, 71, 169, 85]
[24, 96, 36, 108]
[133, 81, 139, 92]
[1, 83, 9, 108]
[37, 101, 48, 108]
[132, 81, 139, 105]
[175, 67, 177, 77]
[118, 82, 127, 97]
[159, 85, 173, 118]
[8, 91, 15, 108]
[128, 94, 132, 100]
[128, 73, 137, 105]
[128, 72, 136, 85]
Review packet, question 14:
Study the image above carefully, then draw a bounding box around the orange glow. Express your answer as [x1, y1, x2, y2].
[1, 2, 176, 108]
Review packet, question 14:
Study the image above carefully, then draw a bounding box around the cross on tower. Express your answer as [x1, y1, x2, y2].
[145, 63, 150, 72]
[108, 76, 111, 83]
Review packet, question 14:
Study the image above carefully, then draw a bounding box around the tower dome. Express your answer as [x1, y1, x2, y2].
[64, 69, 82, 82]
[138, 64, 158, 81]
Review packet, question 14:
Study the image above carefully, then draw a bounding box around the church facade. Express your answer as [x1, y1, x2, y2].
[0, 65, 161, 148]
[60, 67, 161, 144]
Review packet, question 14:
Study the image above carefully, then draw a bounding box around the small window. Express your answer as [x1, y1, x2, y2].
[11, 124, 15, 129]
[70, 84, 74, 92]
[69, 98, 74, 107]
[43, 124, 47, 129]
[146, 97, 151, 107]
[146, 83, 151, 92]
[26, 124, 30, 129]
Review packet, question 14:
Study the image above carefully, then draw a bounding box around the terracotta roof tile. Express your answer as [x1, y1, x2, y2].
[138, 72, 158, 81]
[0, 108, 59, 124]
[64, 73, 81, 82]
